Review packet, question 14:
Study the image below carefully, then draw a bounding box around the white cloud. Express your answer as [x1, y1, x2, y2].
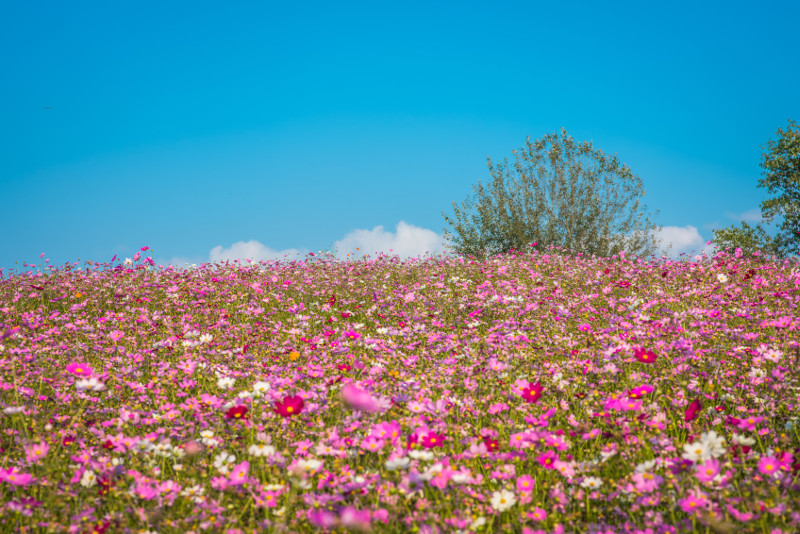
[652, 225, 715, 258]
[725, 207, 763, 223]
[209, 240, 305, 263]
[333, 221, 446, 259]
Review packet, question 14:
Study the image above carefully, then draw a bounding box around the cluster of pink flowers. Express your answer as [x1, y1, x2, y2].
[0, 247, 798, 532]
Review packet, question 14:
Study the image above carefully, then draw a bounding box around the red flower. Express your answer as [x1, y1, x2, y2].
[483, 437, 500, 452]
[225, 405, 249, 420]
[420, 433, 445, 449]
[521, 383, 543, 403]
[685, 399, 702, 423]
[275, 395, 304, 418]
[634, 348, 658, 364]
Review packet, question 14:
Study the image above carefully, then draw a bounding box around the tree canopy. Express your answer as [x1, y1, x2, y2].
[713, 119, 800, 258]
[442, 129, 662, 258]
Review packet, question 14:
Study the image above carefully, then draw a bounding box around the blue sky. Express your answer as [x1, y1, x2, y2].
[2, 0, 799, 273]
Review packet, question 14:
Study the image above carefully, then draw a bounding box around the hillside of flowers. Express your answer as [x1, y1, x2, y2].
[1, 246, 799, 534]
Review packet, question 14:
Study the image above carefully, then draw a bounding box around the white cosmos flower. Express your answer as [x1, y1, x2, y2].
[682, 440, 711, 463]
[717, 274, 728, 283]
[213, 452, 236, 474]
[408, 450, 434, 461]
[580, 476, 603, 489]
[75, 377, 105, 392]
[80, 469, 97, 488]
[385, 457, 411, 471]
[252, 381, 271, 396]
[217, 377, 235, 390]
[699, 430, 726, 458]
[732, 433, 756, 446]
[635, 460, 658, 473]
[248, 443, 276, 457]
[199, 333, 213, 344]
[490, 489, 517, 512]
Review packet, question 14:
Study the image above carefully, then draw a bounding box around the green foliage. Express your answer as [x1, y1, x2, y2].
[758, 119, 800, 256]
[712, 120, 799, 259]
[442, 128, 663, 258]
[711, 220, 780, 257]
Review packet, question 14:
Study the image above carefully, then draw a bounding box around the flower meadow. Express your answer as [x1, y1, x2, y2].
[1, 247, 800, 534]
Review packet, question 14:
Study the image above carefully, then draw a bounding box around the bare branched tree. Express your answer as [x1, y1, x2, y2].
[442, 129, 663, 258]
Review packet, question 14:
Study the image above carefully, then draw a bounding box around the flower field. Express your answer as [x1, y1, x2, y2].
[1, 248, 800, 533]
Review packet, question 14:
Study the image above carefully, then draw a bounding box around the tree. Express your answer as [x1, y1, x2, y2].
[710, 221, 779, 258]
[712, 120, 799, 258]
[442, 128, 663, 258]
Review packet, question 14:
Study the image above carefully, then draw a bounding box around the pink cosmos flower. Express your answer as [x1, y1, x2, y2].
[553, 460, 575, 478]
[516, 475, 535, 493]
[737, 416, 763, 431]
[339, 507, 371, 531]
[229, 461, 250, 486]
[695, 458, 721, 483]
[429, 466, 454, 489]
[108, 330, 124, 342]
[679, 490, 708, 514]
[0, 468, 35, 486]
[757, 456, 781, 476]
[509, 432, 530, 449]
[24, 441, 49, 464]
[360, 436, 386, 453]
[342, 384, 381, 413]
[66, 362, 93, 377]
[632, 472, 663, 492]
[528, 507, 547, 522]
[343, 330, 361, 340]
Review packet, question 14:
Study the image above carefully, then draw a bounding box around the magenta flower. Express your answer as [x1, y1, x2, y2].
[66, 362, 93, 377]
[628, 384, 654, 399]
[634, 347, 658, 364]
[274, 395, 305, 418]
[521, 382, 543, 403]
[536, 450, 558, 469]
[420, 432, 445, 449]
[685, 398, 702, 423]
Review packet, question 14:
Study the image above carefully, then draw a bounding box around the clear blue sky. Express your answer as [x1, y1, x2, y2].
[3, 0, 799, 272]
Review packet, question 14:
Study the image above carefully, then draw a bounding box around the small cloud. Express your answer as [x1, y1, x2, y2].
[209, 240, 305, 263]
[333, 221, 446, 259]
[653, 225, 714, 258]
[725, 207, 763, 223]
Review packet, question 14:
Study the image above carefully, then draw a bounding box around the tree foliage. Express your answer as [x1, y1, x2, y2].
[713, 120, 800, 258]
[442, 129, 662, 258]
